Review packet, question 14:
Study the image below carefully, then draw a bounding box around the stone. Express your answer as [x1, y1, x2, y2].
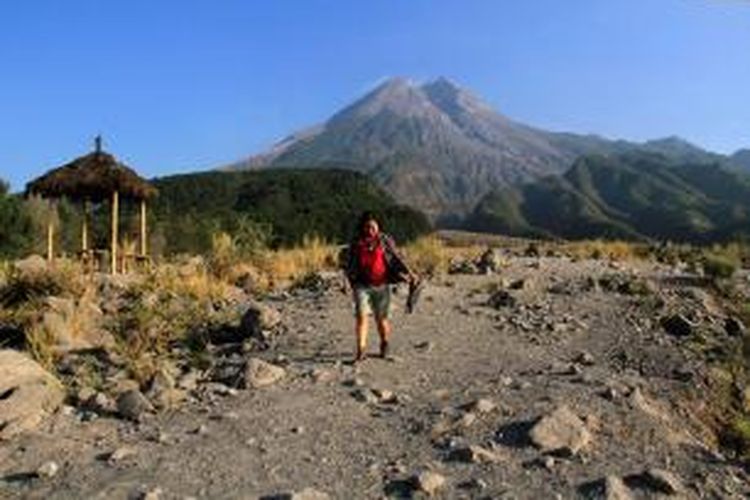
[450, 445, 504, 463]
[487, 289, 516, 309]
[42, 296, 114, 353]
[352, 388, 379, 404]
[597, 475, 633, 500]
[464, 398, 497, 414]
[116, 390, 154, 422]
[87, 392, 116, 414]
[239, 301, 282, 340]
[108, 446, 137, 465]
[242, 358, 286, 389]
[411, 470, 446, 496]
[638, 469, 683, 495]
[36, 461, 60, 479]
[458, 412, 477, 428]
[477, 248, 502, 274]
[177, 370, 201, 391]
[141, 487, 163, 500]
[276, 488, 331, 500]
[146, 368, 185, 410]
[13, 254, 48, 277]
[574, 351, 595, 366]
[372, 388, 396, 404]
[0, 350, 65, 440]
[310, 368, 335, 384]
[725, 317, 746, 337]
[661, 314, 695, 337]
[528, 406, 591, 455]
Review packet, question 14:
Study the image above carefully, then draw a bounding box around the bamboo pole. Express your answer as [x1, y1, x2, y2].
[81, 199, 89, 252]
[111, 190, 119, 274]
[46, 200, 54, 263]
[140, 199, 147, 257]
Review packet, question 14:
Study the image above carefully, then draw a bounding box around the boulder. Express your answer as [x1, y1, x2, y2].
[634, 469, 683, 495]
[13, 255, 48, 278]
[410, 470, 446, 496]
[146, 368, 185, 410]
[477, 248, 502, 274]
[0, 350, 65, 440]
[239, 301, 282, 341]
[116, 390, 154, 422]
[41, 296, 114, 353]
[242, 358, 286, 389]
[528, 406, 591, 455]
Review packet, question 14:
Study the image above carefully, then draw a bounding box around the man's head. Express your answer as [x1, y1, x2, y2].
[358, 211, 380, 239]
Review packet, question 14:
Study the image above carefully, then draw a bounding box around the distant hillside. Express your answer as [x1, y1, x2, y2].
[229, 77, 725, 223]
[466, 153, 750, 243]
[731, 149, 750, 172]
[151, 168, 431, 254]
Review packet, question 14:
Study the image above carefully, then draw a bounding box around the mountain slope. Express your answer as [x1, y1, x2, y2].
[731, 149, 750, 172]
[230, 77, 723, 223]
[231, 78, 586, 221]
[466, 152, 750, 242]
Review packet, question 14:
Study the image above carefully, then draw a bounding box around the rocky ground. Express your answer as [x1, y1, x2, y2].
[2, 254, 750, 499]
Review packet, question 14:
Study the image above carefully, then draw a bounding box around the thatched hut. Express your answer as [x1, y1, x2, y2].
[26, 137, 157, 273]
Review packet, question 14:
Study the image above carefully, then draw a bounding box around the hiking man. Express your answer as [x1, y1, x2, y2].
[344, 211, 420, 363]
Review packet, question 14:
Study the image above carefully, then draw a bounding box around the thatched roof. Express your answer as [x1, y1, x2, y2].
[26, 146, 157, 202]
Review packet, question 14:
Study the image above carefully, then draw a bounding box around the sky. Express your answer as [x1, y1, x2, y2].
[1, 0, 749, 191]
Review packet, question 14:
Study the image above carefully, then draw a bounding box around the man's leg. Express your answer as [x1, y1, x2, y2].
[356, 314, 368, 361]
[376, 317, 391, 358]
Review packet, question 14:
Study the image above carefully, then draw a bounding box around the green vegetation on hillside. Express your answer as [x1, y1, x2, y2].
[467, 152, 750, 243]
[151, 168, 431, 253]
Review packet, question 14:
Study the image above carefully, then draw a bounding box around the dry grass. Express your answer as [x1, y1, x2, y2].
[403, 235, 451, 276]
[255, 235, 338, 286]
[562, 239, 651, 261]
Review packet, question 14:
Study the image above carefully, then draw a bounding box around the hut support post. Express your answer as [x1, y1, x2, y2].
[46, 200, 54, 263]
[140, 199, 147, 257]
[111, 190, 119, 274]
[81, 199, 89, 252]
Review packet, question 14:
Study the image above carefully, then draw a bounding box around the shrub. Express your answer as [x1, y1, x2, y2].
[703, 252, 739, 281]
[403, 236, 448, 276]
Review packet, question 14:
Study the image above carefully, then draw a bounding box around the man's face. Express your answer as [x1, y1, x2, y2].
[364, 219, 379, 238]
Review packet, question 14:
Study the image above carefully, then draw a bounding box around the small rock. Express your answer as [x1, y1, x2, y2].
[116, 390, 154, 422]
[352, 388, 379, 404]
[487, 289, 516, 309]
[108, 446, 137, 465]
[458, 412, 477, 428]
[450, 445, 504, 463]
[275, 488, 330, 500]
[528, 406, 591, 455]
[242, 358, 286, 389]
[36, 461, 59, 479]
[411, 470, 446, 496]
[141, 487, 163, 500]
[542, 456, 555, 470]
[176, 370, 201, 391]
[464, 398, 497, 414]
[661, 314, 695, 337]
[597, 475, 632, 500]
[638, 468, 683, 495]
[239, 301, 282, 341]
[574, 351, 595, 366]
[372, 388, 396, 404]
[414, 341, 434, 352]
[310, 368, 335, 384]
[725, 317, 746, 337]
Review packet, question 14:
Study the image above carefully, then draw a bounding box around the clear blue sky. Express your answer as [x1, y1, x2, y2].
[1, 0, 749, 191]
